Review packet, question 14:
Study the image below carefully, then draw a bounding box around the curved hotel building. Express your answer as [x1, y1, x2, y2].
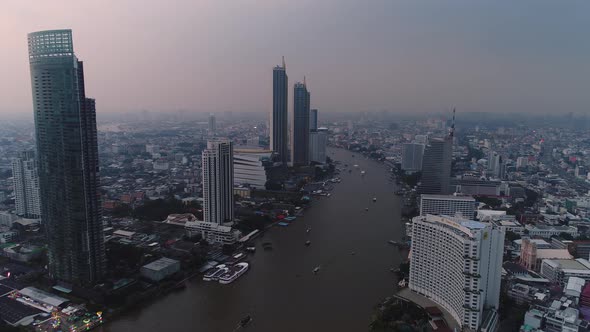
[409, 215, 504, 331]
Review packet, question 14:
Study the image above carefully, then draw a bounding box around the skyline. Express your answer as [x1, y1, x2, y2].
[2, 0, 590, 116]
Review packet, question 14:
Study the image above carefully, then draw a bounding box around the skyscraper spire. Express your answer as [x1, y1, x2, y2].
[282, 56, 286, 69]
[449, 108, 456, 138]
[303, 75, 306, 87]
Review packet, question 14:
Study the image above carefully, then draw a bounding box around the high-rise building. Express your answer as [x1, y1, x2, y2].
[28, 29, 105, 286]
[202, 139, 234, 224]
[417, 137, 453, 194]
[12, 150, 41, 219]
[310, 127, 328, 164]
[419, 194, 475, 218]
[208, 113, 216, 136]
[401, 143, 425, 172]
[310, 109, 318, 131]
[410, 215, 504, 331]
[271, 57, 288, 165]
[292, 81, 310, 166]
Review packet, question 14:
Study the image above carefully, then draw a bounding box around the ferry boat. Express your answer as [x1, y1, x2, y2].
[361, 170, 366, 176]
[219, 262, 249, 284]
[305, 240, 311, 246]
[306, 228, 311, 233]
[388, 240, 398, 245]
[245, 246, 256, 252]
[373, 197, 377, 202]
[203, 264, 228, 281]
[313, 266, 321, 274]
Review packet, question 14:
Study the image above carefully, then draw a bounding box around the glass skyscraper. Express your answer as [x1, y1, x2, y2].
[272, 58, 288, 165]
[292, 82, 310, 166]
[28, 30, 105, 286]
[202, 139, 234, 224]
[417, 137, 453, 195]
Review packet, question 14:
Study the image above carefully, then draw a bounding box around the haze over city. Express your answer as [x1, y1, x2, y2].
[2, 0, 590, 117]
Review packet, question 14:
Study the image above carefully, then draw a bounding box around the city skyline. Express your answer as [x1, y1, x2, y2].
[2, 1, 590, 116]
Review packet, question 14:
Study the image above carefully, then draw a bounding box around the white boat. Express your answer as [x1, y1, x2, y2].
[372, 197, 377, 202]
[313, 266, 321, 274]
[219, 262, 249, 284]
[203, 264, 228, 281]
[361, 170, 366, 176]
[246, 246, 256, 252]
[398, 279, 407, 288]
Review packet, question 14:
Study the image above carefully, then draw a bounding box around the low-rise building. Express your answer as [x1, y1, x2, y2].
[525, 224, 579, 239]
[185, 220, 241, 245]
[140, 257, 180, 282]
[540, 259, 590, 286]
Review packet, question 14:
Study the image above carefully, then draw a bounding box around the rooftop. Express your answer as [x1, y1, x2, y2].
[142, 257, 179, 272]
[421, 194, 475, 201]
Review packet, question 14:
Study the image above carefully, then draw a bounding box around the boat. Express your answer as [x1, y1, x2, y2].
[373, 197, 377, 202]
[313, 266, 321, 274]
[365, 208, 369, 211]
[388, 240, 398, 245]
[203, 264, 228, 281]
[361, 170, 366, 176]
[351, 251, 356, 256]
[239, 315, 252, 327]
[219, 262, 249, 284]
[305, 240, 311, 246]
[398, 279, 407, 288]
[245, 246, 256, 252]
[306, 228, 311, 233]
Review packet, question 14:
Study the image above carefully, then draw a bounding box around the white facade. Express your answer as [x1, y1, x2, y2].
[310, 128, 328, 164]
[401, 143, 425, 172]
[540, 259, 590, 286]
[185, 221, 240, 245]
[409, 215, 505, 331]
[420, 194, 476, 219]
[234, 150, 271, 189]
[202, 139, 234, 225]
[12, 151, 41, 219]
[525, 224, 578, 239]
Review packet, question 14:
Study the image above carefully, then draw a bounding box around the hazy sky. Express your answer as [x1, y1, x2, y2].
[2, 0, 589, 116]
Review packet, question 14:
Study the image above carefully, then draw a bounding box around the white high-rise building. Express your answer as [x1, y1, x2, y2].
[420, 194, 476, 218]
[202, 139, 234, 225]
[12, 151, 41, 219]
[310, 127, 328, 164]
[401, 143, 425, 172]
[409, 215, 504, 331]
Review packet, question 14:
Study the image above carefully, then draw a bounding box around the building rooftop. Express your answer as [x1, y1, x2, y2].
[142, 257, 179, 272]
[536, 249, 573, 260]
[19, 287, 68, 307]
[421, 194, 475, 201]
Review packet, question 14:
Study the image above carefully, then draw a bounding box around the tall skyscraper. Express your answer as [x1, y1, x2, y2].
[11, 150, 41, 219]
[28, 29, 105, 286]
[417, 137, 452, 194]
[310, 109, 318, 131]
[292, 81, 310, 166]
[401, 143, 425, 172]
[202, 139, 234, 224]
[271, 57, 288, 165]
[410, 215, 504, 331]
[419, 194, 475, 218]
[208, 113, 217, 136]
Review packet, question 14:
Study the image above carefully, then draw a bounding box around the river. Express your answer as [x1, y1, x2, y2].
[101, 148, 404, 332]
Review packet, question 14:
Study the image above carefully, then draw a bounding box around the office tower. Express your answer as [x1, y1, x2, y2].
[419, 194, 475, 218]
[12, 151, 41, 219]
[292, 81, 310, 166]
[208, 113, 217, 136]
[417, 138, 452, 194]
[233, 149, 272, 189]
[28, 30, 105, 286]
[401, 143, 425, 172]
[310, 127, 328, 164]
[410, 215, 504, 331]
[202, 139, 234, 224]
[310, 109, 318, 131]
[271, 57, 288, 165]
[414, 134, 428, 145]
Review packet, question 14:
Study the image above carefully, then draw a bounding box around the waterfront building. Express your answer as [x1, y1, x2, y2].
[140, 257, 180, 282]
[419, 194, 475, 218]
[271, 57, 288, 165]
[208, 113, 216, 136]
[310, 127, 328, 164]
[310, 109, 318, 131]
[185, 221, 240, 245]
[401, 143, 424, 172]
[28, 29, 105, 286]
[292, 81, 310, 166]
[11, 151, 41, 219]
[234, 149, 272, 189]
[202, 139, 234, 225]
[409, 215, 504, 331]
[417, 137, 452, 195]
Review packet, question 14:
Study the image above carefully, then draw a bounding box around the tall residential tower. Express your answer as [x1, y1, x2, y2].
[28, 30, 105, 286]
[11, 150, 41, 219]
[271, 57, 288, 165]
[202, 139, 234, 224]
[292, 81, 310, 166]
